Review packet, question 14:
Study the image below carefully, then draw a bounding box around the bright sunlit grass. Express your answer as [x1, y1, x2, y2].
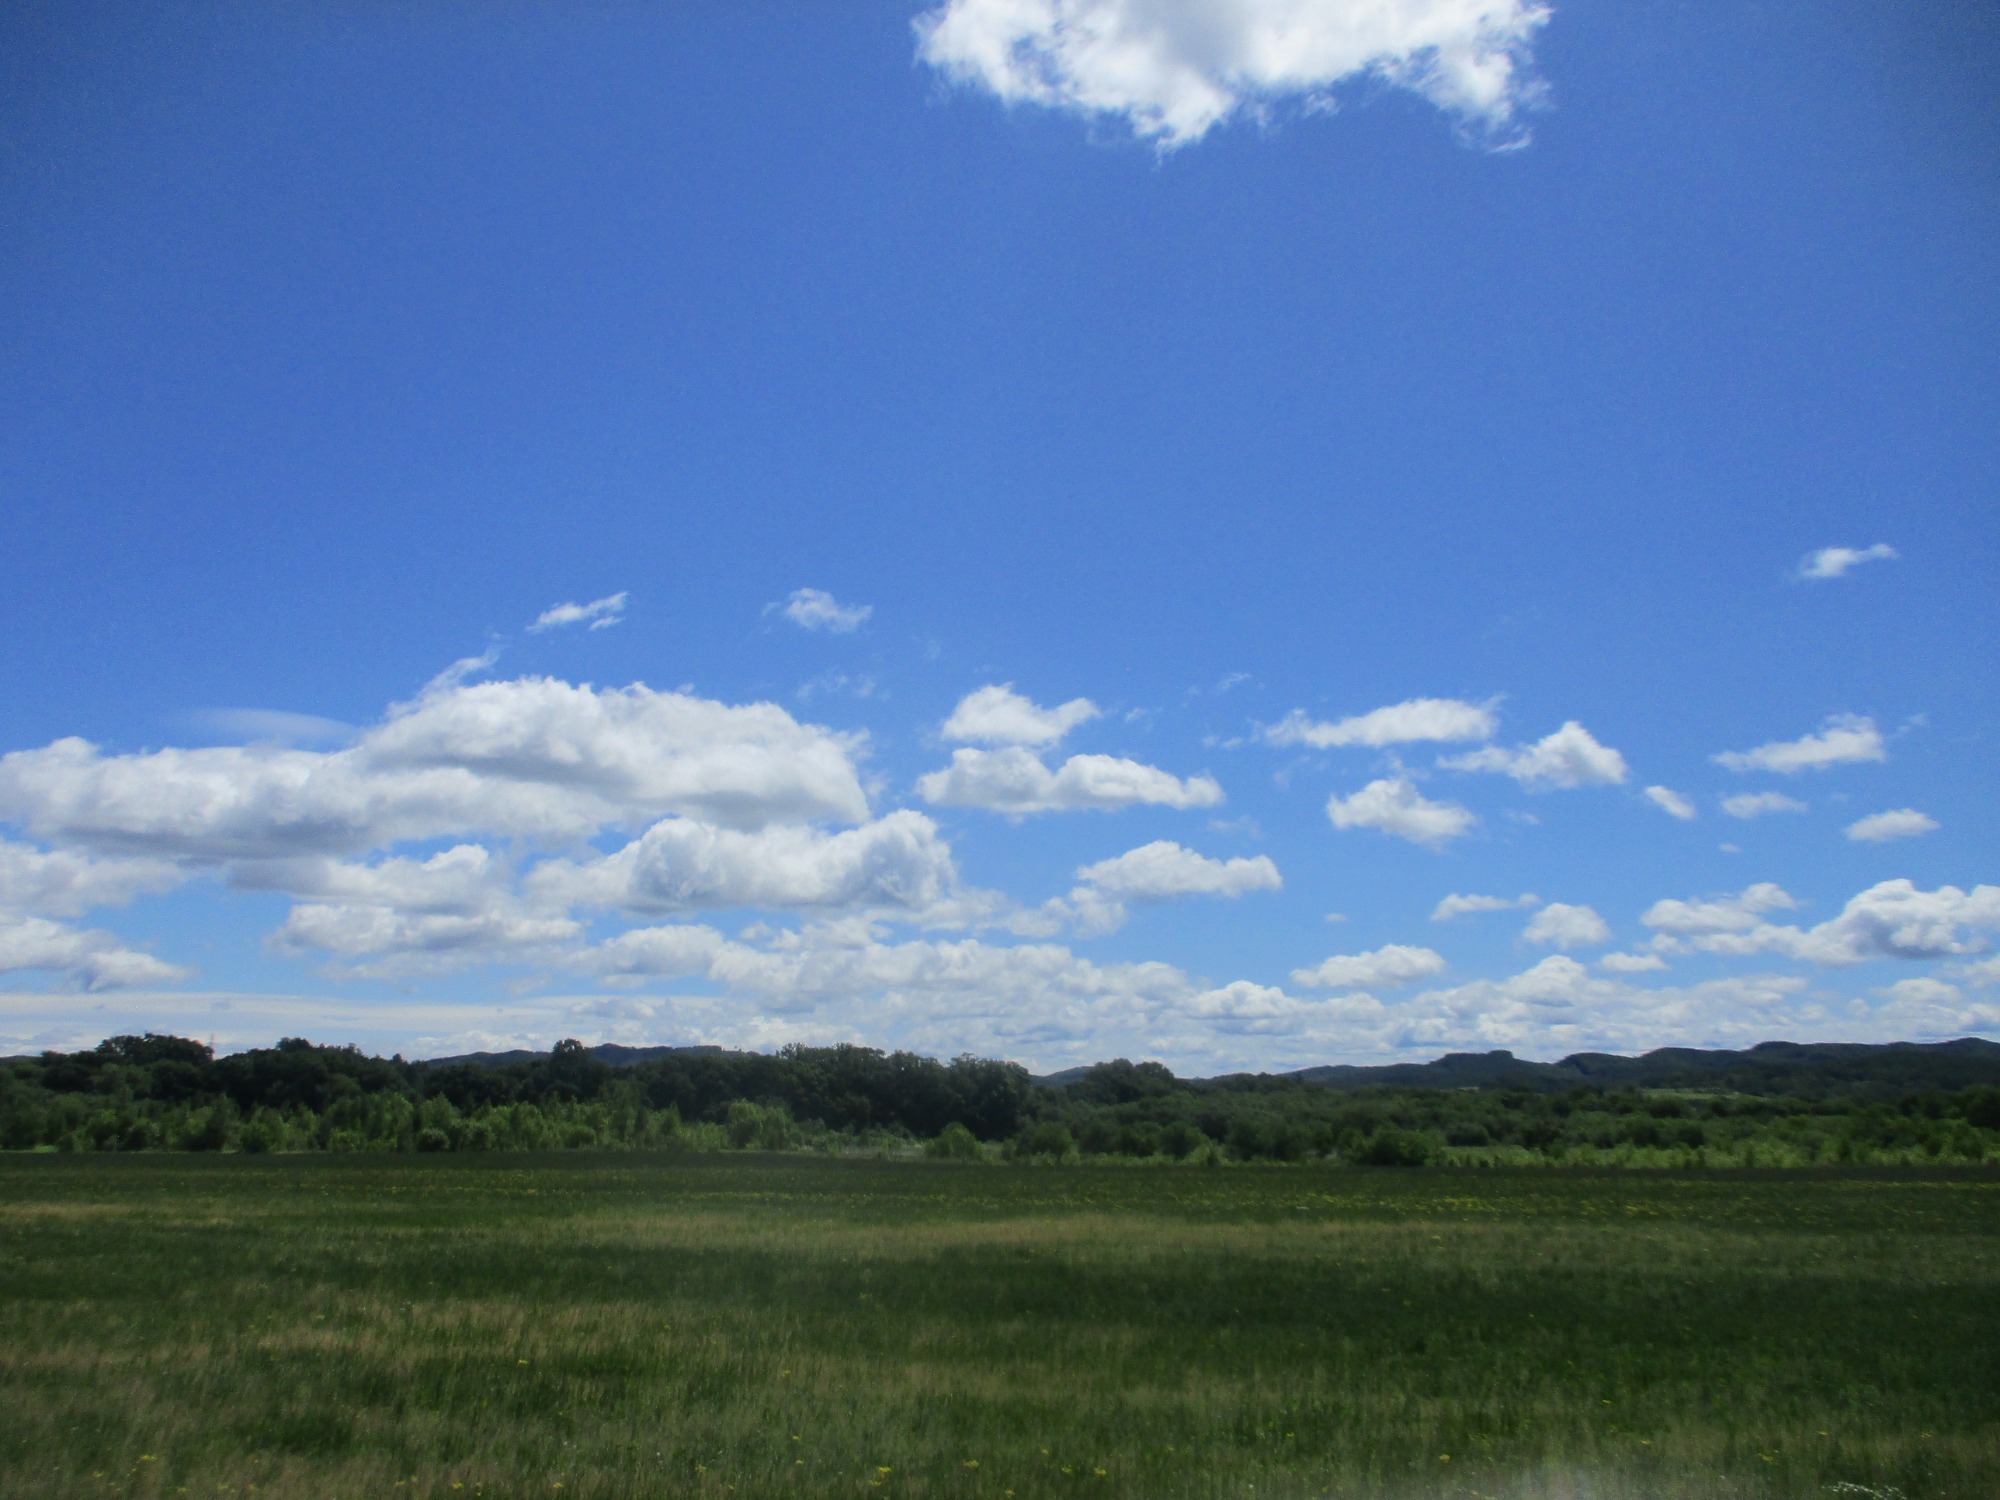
[2, 1156, 1995, 1497]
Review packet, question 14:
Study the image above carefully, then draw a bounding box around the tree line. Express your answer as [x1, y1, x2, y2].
[4, 1034, 1999, 1166]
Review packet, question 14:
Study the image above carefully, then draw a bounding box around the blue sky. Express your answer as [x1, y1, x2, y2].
[1, 0, 1995, 1068]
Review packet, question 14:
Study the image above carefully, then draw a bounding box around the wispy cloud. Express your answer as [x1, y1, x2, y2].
[1845, 808, 1938, 843]
[1263, 697, 1496, 749]
[1721, 792, 1808, 820]
[772, 588, 872, 633]
[529, 591, 628, 632]
[1643, 786, 1697, 820]
[1797, 543, 1897, 581]
[1714, 715, 1885, 774]
[1432, 892, 1537, 921]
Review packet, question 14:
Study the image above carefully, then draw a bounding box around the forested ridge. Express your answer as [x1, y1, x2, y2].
[5, 1033, 2000, 1165]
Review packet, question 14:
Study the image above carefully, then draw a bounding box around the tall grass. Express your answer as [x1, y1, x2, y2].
[2, 1156, 1995, 1498]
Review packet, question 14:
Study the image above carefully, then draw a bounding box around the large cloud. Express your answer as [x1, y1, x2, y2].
[1263, 697, 1495, 749]
[1713, 715, 1885, 774]
[1326, 777, 1474, 846]
[1644, 880, 2000, 966]
[1075, 840, 1280, 900]
[528, 811, 957, 915]
[0, 677, 870, 859]
[1442, 721, 1627, 789]
[914, 0, 1551, 149]
[917, 747, 1223, 813]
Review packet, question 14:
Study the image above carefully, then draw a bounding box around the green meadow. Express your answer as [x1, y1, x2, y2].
[2, 1156, 1995, 1499]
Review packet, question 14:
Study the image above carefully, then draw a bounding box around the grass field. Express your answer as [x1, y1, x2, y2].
[1, 1157, 1996, 1499]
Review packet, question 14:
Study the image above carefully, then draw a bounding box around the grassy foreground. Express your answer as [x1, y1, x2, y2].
[1, 1157, 1996, 1499]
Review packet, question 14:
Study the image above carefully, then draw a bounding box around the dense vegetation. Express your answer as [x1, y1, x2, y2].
[2, 1155, 1996, 1498]
[5, 1033, 2000, 1165]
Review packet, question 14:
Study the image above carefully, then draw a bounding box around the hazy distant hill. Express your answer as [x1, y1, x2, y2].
[1277, 1038, 2000, 1096]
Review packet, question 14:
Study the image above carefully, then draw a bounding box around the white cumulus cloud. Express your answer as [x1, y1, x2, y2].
[1721, 792, 1808, 820]
[529, 592, 627, 632]
[1442, 721, 1628, 789]
[1713, 715, 1885, 774]
[1797, 544, 1897, 581]
[527, 811, 957, 914]
[774, 588, 873, 633]
[942, 684, 1100, 746]
[1263, 697, 1496, 749]
[0, 911, 191, 990]
[0, 677, 870, 859]
[0, 841, 186, 917]
[1645, 879, 2000, 966]
[1644, 786, 1697, 821]
[1431, 891, 1536, 921]
[1291, 943, 1446, 990]
[1845, 809, 1938, 843]
[1327, 778, 1475, 847]
[1522, 902, 1612, 950]
[917, 747, 1223, 814]
[914, 0, 1552, 149]
[1075, 840, 1280, 900]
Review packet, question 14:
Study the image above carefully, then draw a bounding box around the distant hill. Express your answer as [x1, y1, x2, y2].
[1277, 1038, 2000, 1096]
[412, 1037, 2000, 1097]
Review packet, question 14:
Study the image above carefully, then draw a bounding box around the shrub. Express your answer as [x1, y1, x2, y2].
[926, 1122, 981, 1161]
[1354, 1128, 1435, 1167]
[1013, 1121, 1075, 1161]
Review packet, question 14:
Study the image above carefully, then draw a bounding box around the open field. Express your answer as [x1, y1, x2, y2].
[2, 1157, 1996, 1499]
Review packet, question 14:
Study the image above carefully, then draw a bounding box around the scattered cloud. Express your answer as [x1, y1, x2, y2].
[1292, 943, 1447, 990]
[1714, 715, 1885, 774]
[1263, 697, 1496, 749]
[1442, 721, 1628, 789]
[1431, 892, 1536, 921]
[1721, 792, 1808, 820]
[1644, 786, 1696, 821]
[529, 591, 627, 633]
[917, 747, 1223, 814]
[913, 0, 1553, 150]
[1075, 840, 1280, 901]
[1522, 902, 1611, 951]
[773, 588, 873, 633]
[1326, 778, 1475, 847]
[1845, 809, 1939, 843]
[942, 684, 1100, 746]
[1797, 544, 1897, 581]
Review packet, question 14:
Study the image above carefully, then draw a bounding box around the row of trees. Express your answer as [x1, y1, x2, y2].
[5, 1036, 1999, 1165]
